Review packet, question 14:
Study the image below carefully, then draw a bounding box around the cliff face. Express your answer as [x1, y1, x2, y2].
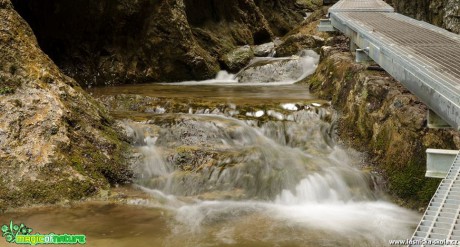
[11, 0, 221, 86]
[444, 0, 460, 33]
[0, 0, 131, 211]
[255, 0, 309, 35]
[11, 0, 309, 87]
[386, 0, 460, 34]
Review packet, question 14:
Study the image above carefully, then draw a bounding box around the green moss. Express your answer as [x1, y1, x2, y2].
[296, 0, 322, 10]
[0, 86, 15, 95]
[0, 177, 97, 210]
[374, 128, 389, 151]
[386, 155, 440, 207]
[345, 70, 354, 82]
[388, 163, 422, 199]
[67, 135, 130, 186]
[308, 49, 444, 209]
[417, 178, 441, 203]
[308, 75, 322, 88]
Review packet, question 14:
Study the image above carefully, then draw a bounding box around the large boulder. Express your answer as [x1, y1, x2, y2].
[254, 42, 275, 57]
[0, 0, 131, 211]
[275, 33, 324, 57]
[186, 0, 274, 58]
[221, 45, 255, 72]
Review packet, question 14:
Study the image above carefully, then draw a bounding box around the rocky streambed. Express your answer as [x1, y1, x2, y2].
[3, 79, 418, 247]
[2, 0, 460, 245]
[2, 44, 420, 246]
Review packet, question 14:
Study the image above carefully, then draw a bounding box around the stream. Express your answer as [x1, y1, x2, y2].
[2, 51, 419, 247]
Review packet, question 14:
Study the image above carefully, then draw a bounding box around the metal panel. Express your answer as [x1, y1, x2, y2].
[426, 149, 459, 178]
[330, 11, 460, 130]
[317, 19, 336, 32]
[329, 0, 394, 12]
[428, 109, 451, 129]
[410, 153, 460, 246]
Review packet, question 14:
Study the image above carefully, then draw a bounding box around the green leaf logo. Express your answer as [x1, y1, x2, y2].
[1, 220, 33, 243]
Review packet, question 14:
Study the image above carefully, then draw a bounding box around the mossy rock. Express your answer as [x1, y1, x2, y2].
[276, 34, 324, 57]
[221, 45, 254, 72]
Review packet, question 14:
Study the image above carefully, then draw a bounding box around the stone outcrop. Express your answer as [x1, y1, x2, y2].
[275, 33, 324, 56]
[221, 45, 255, 72]
[385, 0, 460, 34]
[305, 43, 460, 208]
[0, 0, 131, 211]
[11, 0, 311, 86]
[255, 0, 312, 36]
[444, 0, 460, 34]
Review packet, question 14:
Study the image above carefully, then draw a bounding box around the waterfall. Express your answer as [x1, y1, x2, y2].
[120, 109, 417, 246]
[85, 48, 419, 246]
[164, 50, 319, 85]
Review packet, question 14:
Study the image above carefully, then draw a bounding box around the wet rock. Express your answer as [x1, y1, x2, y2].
[385, 0, 432, 22]
[127, 113, 335, 200]
[254, 42, 275, 57]
[275, 34, 325, 57]
[237, 50, 319, 83]
[11, 0, 220, 85]
[221, 45, 255, 72]
[188, 0, 274, 58]
[0, 0, 131, 210]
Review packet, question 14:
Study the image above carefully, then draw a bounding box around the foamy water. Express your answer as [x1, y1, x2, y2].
[3, 50, 419, 247]
[125, 110, 419, 246]
[163, 50, 319, 86]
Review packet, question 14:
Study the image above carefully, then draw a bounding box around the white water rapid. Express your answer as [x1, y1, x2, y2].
[164, 50, 319, 86]
[122, 109, 418, 247]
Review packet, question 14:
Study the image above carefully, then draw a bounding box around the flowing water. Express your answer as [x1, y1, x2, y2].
[2, 51, 419, 247]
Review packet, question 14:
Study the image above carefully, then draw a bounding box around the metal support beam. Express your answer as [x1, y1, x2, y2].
[317, 19, 336, 32]
[427, 109, 451, 129]
[426, 149, 459, 178]
[355, 48, 372, 62]
[349, 40, 358, 51]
